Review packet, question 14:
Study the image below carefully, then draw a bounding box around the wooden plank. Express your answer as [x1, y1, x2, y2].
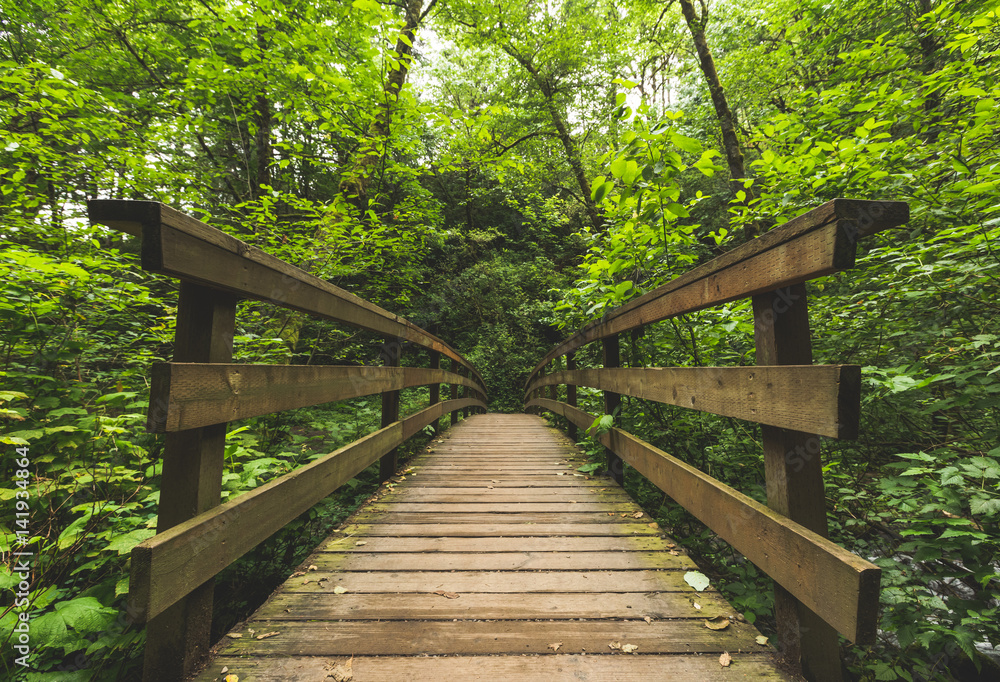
[527, 398, 880, 644]
[316, 535, 674, 553]
[350, 512, 642, 524]
[281, 570, 702, 593]
[149, 365, 483, 432]
[529, 365, 861, 439]
[212, 620, 763, 656]
[257, 591, 731, 620]
[87, 199, 486, 387]
[528, 199, 908, 380]
[370, 502, 635, 512]
[198, 654, 790, 682]
[304, 551, 691, 572]
[129, 423, 404, 624]
[339, 523, 661, 537]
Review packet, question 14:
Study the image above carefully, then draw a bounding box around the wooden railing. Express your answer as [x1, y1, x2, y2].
[524, 198, 909, 682]
[88, 200, 488, 682]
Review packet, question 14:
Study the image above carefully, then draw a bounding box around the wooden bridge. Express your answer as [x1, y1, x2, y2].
[88, 197, 908, 682]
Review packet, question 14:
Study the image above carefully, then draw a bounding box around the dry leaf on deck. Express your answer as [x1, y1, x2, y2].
[632, 511, 643, 518]
[756, 635, 769, 646]
[705, 617, 731, 630]
[308, 565, 318, 571]
[333, 586, 348, 594]
[548, 642, 562, 651]
[719, 652, 732, 667]
[221, 667, 229, 674]
[433, 590, 460, 599]
[647, 522, 659, 529]
[355, 541, 367, 546]
[226, 633, 243, 639]
[256, 631, 279, 640]
[290, 571, 305, 578]
[326, 657, 354, 681]
[622, 644, 639, 654]
[643, 616, 652, 624]
[224, 675, 239, 682]
[693, 602, 702, 610]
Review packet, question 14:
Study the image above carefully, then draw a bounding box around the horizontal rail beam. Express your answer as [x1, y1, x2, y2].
[149, 364, 485, 432]
[129, 397, 482, 624]
[526, 398, 880, 644]
[87, 200, 485, 389]
[529, 199, 908, 384]
[526, 365, 860, 439]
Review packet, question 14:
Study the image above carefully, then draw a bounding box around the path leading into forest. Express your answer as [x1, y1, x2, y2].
[195, 414, 793, 680]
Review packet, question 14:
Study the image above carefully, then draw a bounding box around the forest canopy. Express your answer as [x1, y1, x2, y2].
[1, 0, 999, 679]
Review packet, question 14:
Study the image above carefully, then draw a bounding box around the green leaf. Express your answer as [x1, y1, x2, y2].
[684, 571, 710, 591]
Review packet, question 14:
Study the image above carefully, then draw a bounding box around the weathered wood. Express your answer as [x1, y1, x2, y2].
[143, 283, 235, 682]
[148, 365, 483, 432]
[754, 284, 843, 681]
[130, 424, 404, 624]
[526, 398, 880, 645]
[400, 398, 484, 440]
[528, 199, 908, 379]
[303, 550, 689, 571]
[429, 350, 441, 433]
[602, 335, 624, 485]
[317, 534, 670, 553]
[528, 365, 860, 439]
[258, 591, 731, 620]
[566, 352, 578, 441]
[87, 199, 485, 388]
[199, 654, 789, 682]
[450, 358, 459, 426]
[380, 340, 401, 482]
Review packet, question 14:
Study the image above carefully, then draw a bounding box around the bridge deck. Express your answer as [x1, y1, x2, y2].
[195, 414, 793, 680]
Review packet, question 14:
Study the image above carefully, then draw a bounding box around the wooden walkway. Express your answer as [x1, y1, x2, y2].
[195, 414, 793, 680]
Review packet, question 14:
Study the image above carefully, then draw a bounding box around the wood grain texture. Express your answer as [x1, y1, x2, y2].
[130, 424, 404, 624]
[149, 364, 483, 432]
[198, 654, 789, 682]
[527, 198, 908, 382]
[528, 365, 861, 439]
[526, 398, 880, 644]
[192, 414, 791, 681]
[86, 199, 486, 389]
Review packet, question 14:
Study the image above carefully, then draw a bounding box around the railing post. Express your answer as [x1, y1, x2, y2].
[566, 352, 578, 441]
[144, 282, 236, 682]
[752, 284, 842, 682]
[380, 338, 401, 482]
[429, 350, 441, 433]
[602, 335, 623, 485]
[462, 366, 470, 418]
[450, 359, 459, 426]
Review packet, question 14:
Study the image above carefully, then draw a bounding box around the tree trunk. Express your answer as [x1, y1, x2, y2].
[677, 0, 755, 239]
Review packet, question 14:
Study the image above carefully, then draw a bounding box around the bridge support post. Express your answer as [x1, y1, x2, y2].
[753, 284, 842, 682]
[380, 338, 401, 482]
[602, 335, 624, 485]
[450, 360, 459, 425]
[429, 351, 441, 433]
[143, 282, 236, 682]
[566, 353, 578, 441]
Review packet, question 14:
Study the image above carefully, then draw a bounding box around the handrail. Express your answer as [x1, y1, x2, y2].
[526, 198, 908, 387]
[524, 198, 908, 680]
[88, 200, 488, 682]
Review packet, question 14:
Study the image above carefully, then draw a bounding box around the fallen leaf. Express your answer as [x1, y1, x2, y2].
[607, 512, 615, 516]
[224, 675, 239, 682]
[548, 642, 562, 651]
[684, 571, 710, 592]
[669, 550, 680, 556]
[647, 522, 659, 529]
[433, 590, 460, 599]
[308, 565, 318, 571]
[557, 472, 566, 476]
[290, 571, 306, 578]
[326, 657, 354, 681]
[755, 635, 769, 646]
[666, 543, 676, 549]
[355, 541, 367, 546]
[256, 631, 279, 640]
[719, 652, 732, 667]
[247, 629, 255, 636]
[705, 617, 731, 630]
[226, 633, 243, 639]
[622, 644, 639, 654]
[632, 511, 643, 519]
[333, 586, 348, 594]
[693, 602, 702, 610]
[643, 616, 652, 624]
[608, 641, 622, 651]
[221, 667, 229, 674]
